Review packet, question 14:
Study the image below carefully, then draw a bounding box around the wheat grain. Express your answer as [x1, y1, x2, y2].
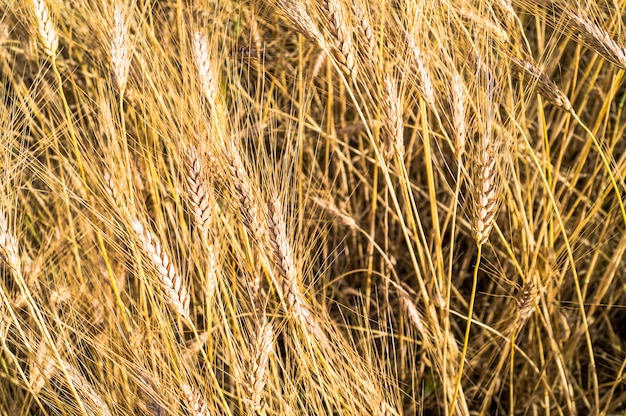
[131, 219, 190, 319]
[110, 5, 131, 93]
[32, 0, 58, 56]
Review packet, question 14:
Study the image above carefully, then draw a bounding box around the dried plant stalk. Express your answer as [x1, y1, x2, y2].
[32, 0, 58, 56]
[131, 219, 190, 319]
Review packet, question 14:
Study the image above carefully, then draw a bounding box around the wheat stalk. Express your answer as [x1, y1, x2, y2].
[32, 0, 58, 56]
[131, 219, 190, 319]
[110, 5, 131, 93]
[266, 196, 324, 341]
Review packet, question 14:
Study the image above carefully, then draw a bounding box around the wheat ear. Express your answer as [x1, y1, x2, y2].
[182, 383, 210, 416]
[32, 0, 58, 56]
[451, 72, 467, 160]
[266, 196, 324, 341]
[244, 319, 274, 413]
[353, 4, 377, 57]
[223, 142, 267, 246]
[318, 0, 356, 77]
[510, 56, 572, 111]
[405, 31, 435, 105]
[516, 280, 538, 323]
[185, 145, 214, 237]
[382, 74, 404, 158]
[312, 196, 357, 229]
[131, 219, 190, 319]
[0, 210, 21, 275]
[192, 32, 218, 109]
[568, 11, 626, 69]
[110, 5, 131, 93]
[471, 131, 500, 246]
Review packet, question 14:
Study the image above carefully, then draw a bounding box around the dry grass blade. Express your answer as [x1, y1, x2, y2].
[131, 219, 190, 319]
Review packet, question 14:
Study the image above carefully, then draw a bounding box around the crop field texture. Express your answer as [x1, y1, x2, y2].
[0, 0, 626, 414]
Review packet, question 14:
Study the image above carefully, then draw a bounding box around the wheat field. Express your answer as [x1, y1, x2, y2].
[0, 0, 625, 414]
